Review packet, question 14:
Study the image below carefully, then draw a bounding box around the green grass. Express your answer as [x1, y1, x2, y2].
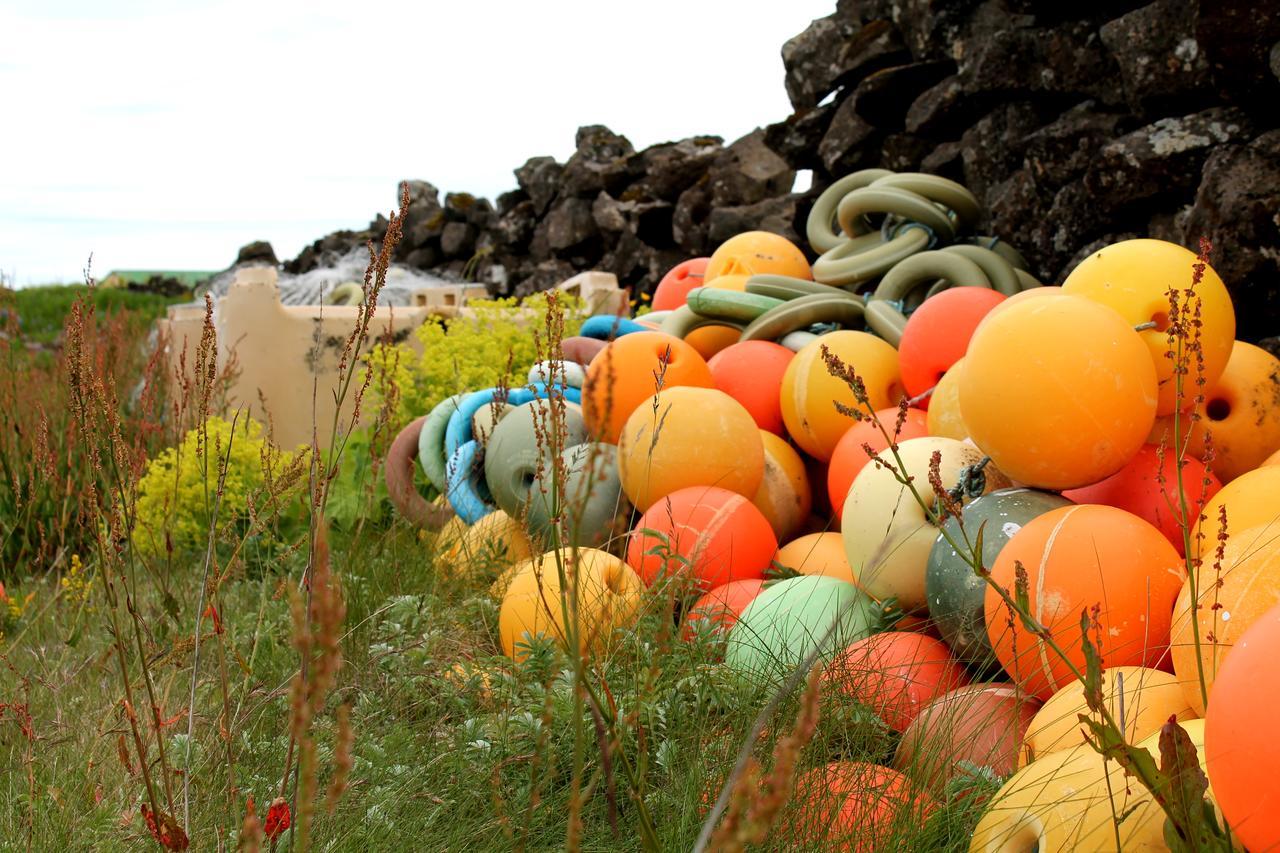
[0, 516, 998, 850]
[0, 290, 1024, 851]
[7, 284, 187, 345]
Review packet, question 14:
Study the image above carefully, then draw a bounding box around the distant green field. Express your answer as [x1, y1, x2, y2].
[7, 284, 188, 344]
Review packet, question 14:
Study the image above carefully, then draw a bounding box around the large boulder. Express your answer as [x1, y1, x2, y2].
[1183, 130, 1280, 341]
[1099, 0, 1212, 115]
[707, 129, 795, 208]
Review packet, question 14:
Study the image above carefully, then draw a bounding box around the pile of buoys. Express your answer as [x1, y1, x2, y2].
[384, 165, 1280, 849]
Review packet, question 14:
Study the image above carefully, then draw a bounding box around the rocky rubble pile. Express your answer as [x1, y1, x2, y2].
[259, 0, 1278, 339]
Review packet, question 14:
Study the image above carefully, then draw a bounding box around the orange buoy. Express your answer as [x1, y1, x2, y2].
[1194, 464, 1280, 559]
[1063, 238, 1235, 415]
[898, 287, 1005, 410]
[1148, 341, 1280, 483]
[1021, 666, 1196, 764]
[1063, 444, 1221, 556]
[616, 386, 764, 511]
[705, 231, 811, 282]
[823, 631, 970, 732]
[781, 330, 903, 461]
[707, 340, 795, 435]
[1170, 523, 1280, 715]
[683, 324, 741, 360]
[652, 257, 709, 310]
[582, 331, 713, 444]
[752, 431, 812, 542]
[1205, 601, 1280, 852]
[682, 578, 767, 638]
[625, 485, 777, 592]
[960, 292, 1158, 489]
[788, 762, 936, 853]
[827, 406, 928, 511]
[925, 358, 968, 441]
[893, 683, 1040, 795]
[775, 532, 855, 585]
[985, 505, 1185, 700]
[498, 548, 644, 661]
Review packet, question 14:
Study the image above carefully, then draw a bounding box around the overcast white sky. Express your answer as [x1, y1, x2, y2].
[1, 0, 832, 284]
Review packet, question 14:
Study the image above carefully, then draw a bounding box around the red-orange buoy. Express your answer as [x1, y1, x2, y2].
[708, 341, 795, 435]
[625, 486, 777, 592]
[898, 287, 1005, 410]
[822, 631, 971, 732]
[652, 257, 709, 310]
[827, 406, 928, 511]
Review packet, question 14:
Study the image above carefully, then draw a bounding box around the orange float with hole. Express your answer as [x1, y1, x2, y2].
[984, 504, 1185, 701]
[898, 287, 1005, 410]
[788, 762, 937, 853]
[1148, 341, 1280, 482]
[582, 331, 713, 444]
[1063, 443, 1221, 556]
[616, 386, 764, 511]
[704, 231, 811, 282]
[822, 631, 970, 732]
[682, 578, 767, 639]
[960, 293, 1158, 490]
[780, 330, 904, 461]
[1205, 600, 1280, 852]
[775, 532, 855, 585]
[751, 430, 812, 542]
[625, 485, 777, 592]
[652, 257, 709, 310]
[707, 340, 795, 434]
[826, 406, 928, 511]
[1170, 523, 1280, 715]
[1062, 238, 1235, 416]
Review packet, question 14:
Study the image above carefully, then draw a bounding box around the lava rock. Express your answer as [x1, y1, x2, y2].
[1022, 101, 1131, 186]
[673, 179, 713, 255]
[904, 75, 968, 136]
[539, 197, 599, 255]
[818, 95, 880, 175]
[1195, 0, 1280, 110]
[707, 195, 801, 246]
[1183, 129, 1280, 341]
[959, 102, 1047, 200]
[879, 133, 934, 172]
[514, 156, 563, 215]
[560, 125, 638, 198]
[782, 14, 908, 110]
[440, 222, 477, 259]
[235, 240, 277, 266]
[706, 129, 795, 208]
[957, 20, 1121, 103]
[1084, 107, 1255, 209]
[850, 60, 955, 127]
[628, 136, 723, 202]
[1099, 0, 1212, 115]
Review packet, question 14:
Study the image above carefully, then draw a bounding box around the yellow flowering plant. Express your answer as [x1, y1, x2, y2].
[367, 292, 587, 427]
[133, 416, 310, 559]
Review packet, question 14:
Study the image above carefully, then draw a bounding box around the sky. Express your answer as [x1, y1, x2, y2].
[1, 0, 833, 284]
